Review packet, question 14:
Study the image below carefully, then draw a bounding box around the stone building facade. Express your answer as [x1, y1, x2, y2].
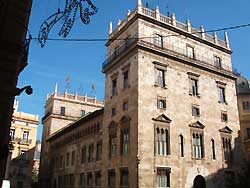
[40, 1, 241, 188]
[39, 86, 104, 188]
[236, 75, 250, 160]
[5, 100, 39, 188]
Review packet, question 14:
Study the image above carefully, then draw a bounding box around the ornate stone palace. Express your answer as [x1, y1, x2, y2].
[39, 1, 242, 188]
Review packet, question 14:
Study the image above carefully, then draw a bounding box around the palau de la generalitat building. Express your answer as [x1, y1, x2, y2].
[39, 1, 243, 188]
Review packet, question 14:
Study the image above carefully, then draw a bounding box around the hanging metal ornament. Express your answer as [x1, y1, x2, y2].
[38, 0, 98, 47]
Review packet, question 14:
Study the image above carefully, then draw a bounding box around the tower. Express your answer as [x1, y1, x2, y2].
[102, 1, 240, 187]
[39, 85, 104, 187]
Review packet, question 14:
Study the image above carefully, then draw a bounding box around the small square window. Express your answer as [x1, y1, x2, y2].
[192, 106, 200, 116]
[221, 112, 228, 122]
[111, 108, 116, 116]
[158, 98, 166, 109]
[80, 110, 86, 116]
[123, 101, 128, 111]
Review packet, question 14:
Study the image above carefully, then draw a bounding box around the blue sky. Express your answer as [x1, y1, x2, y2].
[17, 0, 250, 141]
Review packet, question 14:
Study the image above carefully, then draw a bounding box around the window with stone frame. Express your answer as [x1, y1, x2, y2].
[187, 45, 195, 59]
[153, 114, 172, 156]
[216, 81, 227, 104]
[66, 152, 70, 166]
[211, 139, 216, 160]
[87, 172, 93, 188]
[189, 121, 205, 159]
[120, 116, 131, 156]
[192, 105, 200, 117]
[188, 72, 200, 97]
[179, 134, 184, 157]
[123, 70, 129, 89]
[88, 144, 94, 162]
[69, 174, 74, 186]
[71, 151, 75, 165]
[156, 168, 171, 188]
[96, 140, 102, 161]
[153, 61, 168, 88]
[60, 156, 63, 168]
[243, 101, 250, 110]
[79, 173, 85, 188]
[10, 129, 15, 140]
[219, 126, 233, 162]
[155, 34, 163, 48]
[221, 111, 228, 122]
[109, 121, 118, 158]
[112, 78, 117, 96]
[157, 97, 167, 110]
[120, 168, 129, 188]
[123, 101, 128, 111]
[108, 169, 116, 188]
[95, 171, 101, 188]
[81, 146, 87, 163]
[60, 106, 65, 115]
[214, 55, 222, 68]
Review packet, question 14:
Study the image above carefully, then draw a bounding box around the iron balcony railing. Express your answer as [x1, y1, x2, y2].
[10, 137, 32, 144]
[103, 35, 233, 74]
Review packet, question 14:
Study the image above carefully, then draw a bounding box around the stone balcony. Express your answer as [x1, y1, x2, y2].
[108, 4, 230, 50]
[103, 34, 236, 77]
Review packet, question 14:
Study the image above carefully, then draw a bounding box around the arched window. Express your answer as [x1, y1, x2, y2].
[155, 128, 169, 155]
[192, 133, 204, 159]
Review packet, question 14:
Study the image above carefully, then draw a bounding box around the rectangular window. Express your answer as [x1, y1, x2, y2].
[191, 79, 198, 96]
[192, 106, 200, 116]
[79, 173, 85, 188]
[112, 79, 117, 96]
[221, 112, 228, 122]
[23, 131, 29, 142]
[218, 87, 226, 103]
[87, 173, 93, 188]
[123, 101, 128, 111]
[214, 56, 222, 68]
[81, 146, 87, 163]
[155, 34, 163, 48]
[246, 128, 250, 139]
[243, 101, 250, 110]
[156, 169, 170, 188]
[69, 174, 74, 186]
[123, 71, 129, 89]
[66, 152, 70, 166]
[211, 139, 216, 160]
[121, 129, 129, 156]
[108, 170, 116, 188]
[71, 151, 75, 165]
[111, 107, 116, 116]
[191, 132, 204, 159]
[60, 156, 63, 168]
[95, 172, 101, 188]
[187, 46, 194, 59]
[60, 106, 65, 115]
[81, 110, 86, 116]
[222, 137, 232, 161]
[120, 168, 129, 188]
[179, 135, 184, 157]
[88, 144, 94, 162]
[96, 141, 102, 161]
[109, 135, 116, 158]
[158, 98, 166, 109]
[156, 69, 165, 87]
[10, 129, 15, 140]
[155, 128, 169, 155]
